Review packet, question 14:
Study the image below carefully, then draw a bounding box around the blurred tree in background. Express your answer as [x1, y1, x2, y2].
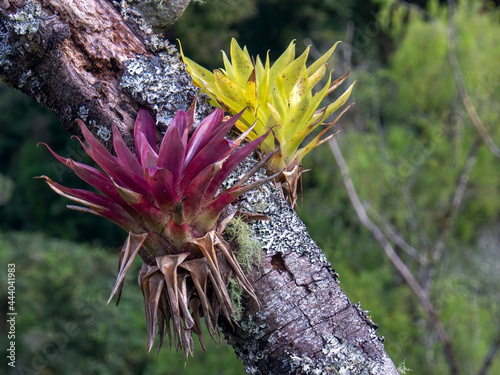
[1, 0, 500, 374]
[301, 1, 500, 373]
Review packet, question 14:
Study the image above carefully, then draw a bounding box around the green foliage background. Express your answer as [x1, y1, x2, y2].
[1, 0, 500, 374]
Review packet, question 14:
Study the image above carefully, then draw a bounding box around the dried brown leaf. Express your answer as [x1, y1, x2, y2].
[156, 253, 190, 352]
[108, 232, 148, 305]
[215, 233, 260, 306]
[179, 258, 217, 339]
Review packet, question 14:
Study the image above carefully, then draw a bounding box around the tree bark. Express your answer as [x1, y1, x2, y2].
[0, 1, 399, 373]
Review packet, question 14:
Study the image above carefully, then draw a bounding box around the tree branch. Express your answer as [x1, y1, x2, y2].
[422, 137, 480, 293]
[478, 330, 500, 375]
[446, 0, 500, 158]
[329, 136, 461, 375]
[363, 201, 427, 266]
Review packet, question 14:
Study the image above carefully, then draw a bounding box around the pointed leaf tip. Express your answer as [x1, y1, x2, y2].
[135, 108, 157, 164]
[108, 232, 149, 305]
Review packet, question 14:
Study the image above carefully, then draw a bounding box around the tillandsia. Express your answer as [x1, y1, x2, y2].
[37, 102, 279, 360]
[181, 38, 355, 207]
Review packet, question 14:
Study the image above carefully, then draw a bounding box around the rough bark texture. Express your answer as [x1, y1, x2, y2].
[0, 0, 152, 146]
[0, 1, 399, 373]
[220, 163, 398, 374]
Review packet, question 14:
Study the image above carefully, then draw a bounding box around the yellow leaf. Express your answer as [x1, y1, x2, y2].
[297, 71, 333, 132]
[245, 69, 257, 108]
[283, 89, 312, 142]
[180, 38, 354, 183]
[214, 70, 247, 106]
[306, 41, 340, 77]
[320, 82, 355, 120]
[255, 55, 265, 83]
[230, 38, 254, 87]
[269, 40, 295, 84]
[270, 83, 287, 121]
[293, 102, 354, 164]
[276, 46, 310, 101]
[189, 74, 221, 108]
[179, 42, 216, 89]
[265, 103, 283, 151]
[308, 62, 327, 89]
[289, 65, 309, 107]
[282, 109, 326, 160]
[256, 53, 270, 106]
[222, 50, 235, 81]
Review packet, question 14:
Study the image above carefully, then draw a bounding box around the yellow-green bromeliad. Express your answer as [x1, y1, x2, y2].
[181, 38, 355, 207]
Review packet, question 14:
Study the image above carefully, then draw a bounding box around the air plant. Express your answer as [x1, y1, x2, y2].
[38, 103, 278, 360]
[181, 38, 355, 207]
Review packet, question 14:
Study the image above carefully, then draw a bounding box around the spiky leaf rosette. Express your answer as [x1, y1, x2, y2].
[181, 38, 355, 207]
[38, 104, 277, 359]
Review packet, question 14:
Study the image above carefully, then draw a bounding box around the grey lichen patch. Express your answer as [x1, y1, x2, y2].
[120, 50, 213, 128]
[9, 0, 43, 35]
[222, 309, 269, 373]
[1, 0, 45, 71]
[77, 106, 89, 122]
[115, 0, 190, 32]
[225, 156, 331, 265]
[114, 0, 166, 51]
[288, 335, 383, 375]
[87, 120, 112, 141]
[96, 125, 112, 141]
[1, 1, 70, 91]
[0, 23, 13, 69]
[18, 69, 37, 89]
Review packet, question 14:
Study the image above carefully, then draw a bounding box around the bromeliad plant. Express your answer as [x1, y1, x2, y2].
[181, 39, 355, 207]
[38, 103, 278, 359]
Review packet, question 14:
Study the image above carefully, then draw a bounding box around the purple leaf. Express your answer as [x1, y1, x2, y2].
[113, 183, 168, 233]
[40, 143, 121, 200]
[67, 205, 144, 234]
[134, 108, 157, 165]
[112, 123, 142, 176]
[145, 168, 179, 214]
[77, 120, 118, 165]
[158, 110, 187, 167]
[209, 109, 245, 143]
[158, 126, 185, 186]
[138, 133, 159, 169]
[40, 175, 131, 217]
[204, 129, 271, 201]
[39, 176, 145, 233]
[180, 139, 232, 192]
[182, 165, 216, 222]
[73, 133, 153, 199]
[185, 108, 224, 166]
[165, 110, 189, 146]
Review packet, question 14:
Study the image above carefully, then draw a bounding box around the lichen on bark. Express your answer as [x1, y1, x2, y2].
[114, 0, 191, 32]
[119, 47, 213, 128]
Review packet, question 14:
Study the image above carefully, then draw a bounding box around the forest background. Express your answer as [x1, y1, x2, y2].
[1, 0, 500, 374]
